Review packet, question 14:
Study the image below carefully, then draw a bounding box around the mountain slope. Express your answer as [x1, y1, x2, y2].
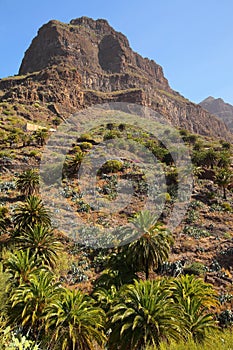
[0, 16, 232, 140]
[200, 96, 233, 133]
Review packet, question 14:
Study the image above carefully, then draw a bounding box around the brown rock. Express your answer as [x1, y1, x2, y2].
[0, 16, 232, 140]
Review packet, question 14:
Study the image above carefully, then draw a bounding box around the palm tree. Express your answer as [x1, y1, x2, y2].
[125, 211, 173, 279]
[171, 275, 218, 308]
[45, 288, 106, 350]
[94, 250, 138, 291]
[16, 169, 39, 197]
[192, 166, 205, 185]
[65, 151, 84, 177]
[13, 196, 51, 231]
[93, 285, 118, 313]
[171, 275, 218, 343]
[34, 128, 49, 147]
[108, 279, 182, 350]
[5, 249, 41, 284]
[94, 266, 138, 292]
[181, 298, 217, 343]
[203, 148, 219, 169]
[9, 270, 62, 335]
[214, 168, 232, 200]
[217, 151, 231, 169]
[15, 225, 62, 268]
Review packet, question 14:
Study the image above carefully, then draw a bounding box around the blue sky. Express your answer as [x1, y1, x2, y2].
[0, 0, 233, 105]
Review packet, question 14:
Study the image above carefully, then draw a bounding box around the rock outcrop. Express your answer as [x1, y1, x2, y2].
[19, 17, 170, 92]
[0, 16, 232, 140]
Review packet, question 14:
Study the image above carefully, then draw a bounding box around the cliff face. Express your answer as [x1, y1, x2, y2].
[0, 17, 232, 140]
[19, 17, 169, 92]
[0, 65, 84, 120]
[200, 96, 233, 133]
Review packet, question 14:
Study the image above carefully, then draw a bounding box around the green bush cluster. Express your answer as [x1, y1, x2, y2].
[99, 159, 123, 173]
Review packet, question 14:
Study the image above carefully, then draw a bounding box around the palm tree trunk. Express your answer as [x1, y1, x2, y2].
[145, 261, 149, 280]
[223, 187, 227, 200]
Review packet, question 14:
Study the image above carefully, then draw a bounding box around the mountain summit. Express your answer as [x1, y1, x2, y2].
[19, 16, 170, 91]
[0, 17, 231, 140]
[200, 96, 233, 133]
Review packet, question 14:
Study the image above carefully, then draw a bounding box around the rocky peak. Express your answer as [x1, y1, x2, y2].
[201, 96, 215, 103]
[19, 17, 169, 91]
[70, 16, 119, 36]
[200, 96, 233, 132]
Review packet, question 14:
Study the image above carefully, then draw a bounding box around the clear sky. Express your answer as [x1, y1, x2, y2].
[0, 0, 233, 105]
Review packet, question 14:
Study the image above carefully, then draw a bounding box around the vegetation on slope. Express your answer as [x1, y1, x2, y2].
[0, 119, 232, 349]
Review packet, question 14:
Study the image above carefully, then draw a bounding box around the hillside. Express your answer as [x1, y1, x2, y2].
[0, 16, 233, 349]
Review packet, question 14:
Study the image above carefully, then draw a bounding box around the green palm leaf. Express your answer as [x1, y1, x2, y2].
[13, 196, 51, 231]
[45, 288, 106, 350]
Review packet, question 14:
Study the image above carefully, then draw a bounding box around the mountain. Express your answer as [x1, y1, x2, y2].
[200, 96, 233, 133]
[0, 16, 232, 140]
[0, 17, 233, 322]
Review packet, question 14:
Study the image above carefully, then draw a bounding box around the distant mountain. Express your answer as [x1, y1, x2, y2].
[200, 96, 233, 133]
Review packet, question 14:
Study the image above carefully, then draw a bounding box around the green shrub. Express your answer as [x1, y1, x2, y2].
[0, 150, 14, 159]
[118, 123, 126, 131]
[29, 150, 41, 158]
[0, 206, 8, 217]
[103, 130, 121, 140]
[78, 133, 92, 142]
[221, 141, 231, 150]
[182, 134, 198, 144]
[165, 192, 171, 202]
[52, 117, 61, 126]
[221, 202, 232, 212]
[71, 145, 82, 153]
[183, 225, 210, 239]
[2, 110, 11, 116]
[218, 309, 233, 327]
[106, 122, 115, 130]
[179, 129, 188, 136]
[99, 160, 123, 174]
[77, 200, 91, 213]
[148, 329, 233, 349]
[185, 209, 199, 223]
[183, 262, 207, 276]
[0, 326, 40, 349]
[193, 141, 203, 151]
[79, 142, 93, 151]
